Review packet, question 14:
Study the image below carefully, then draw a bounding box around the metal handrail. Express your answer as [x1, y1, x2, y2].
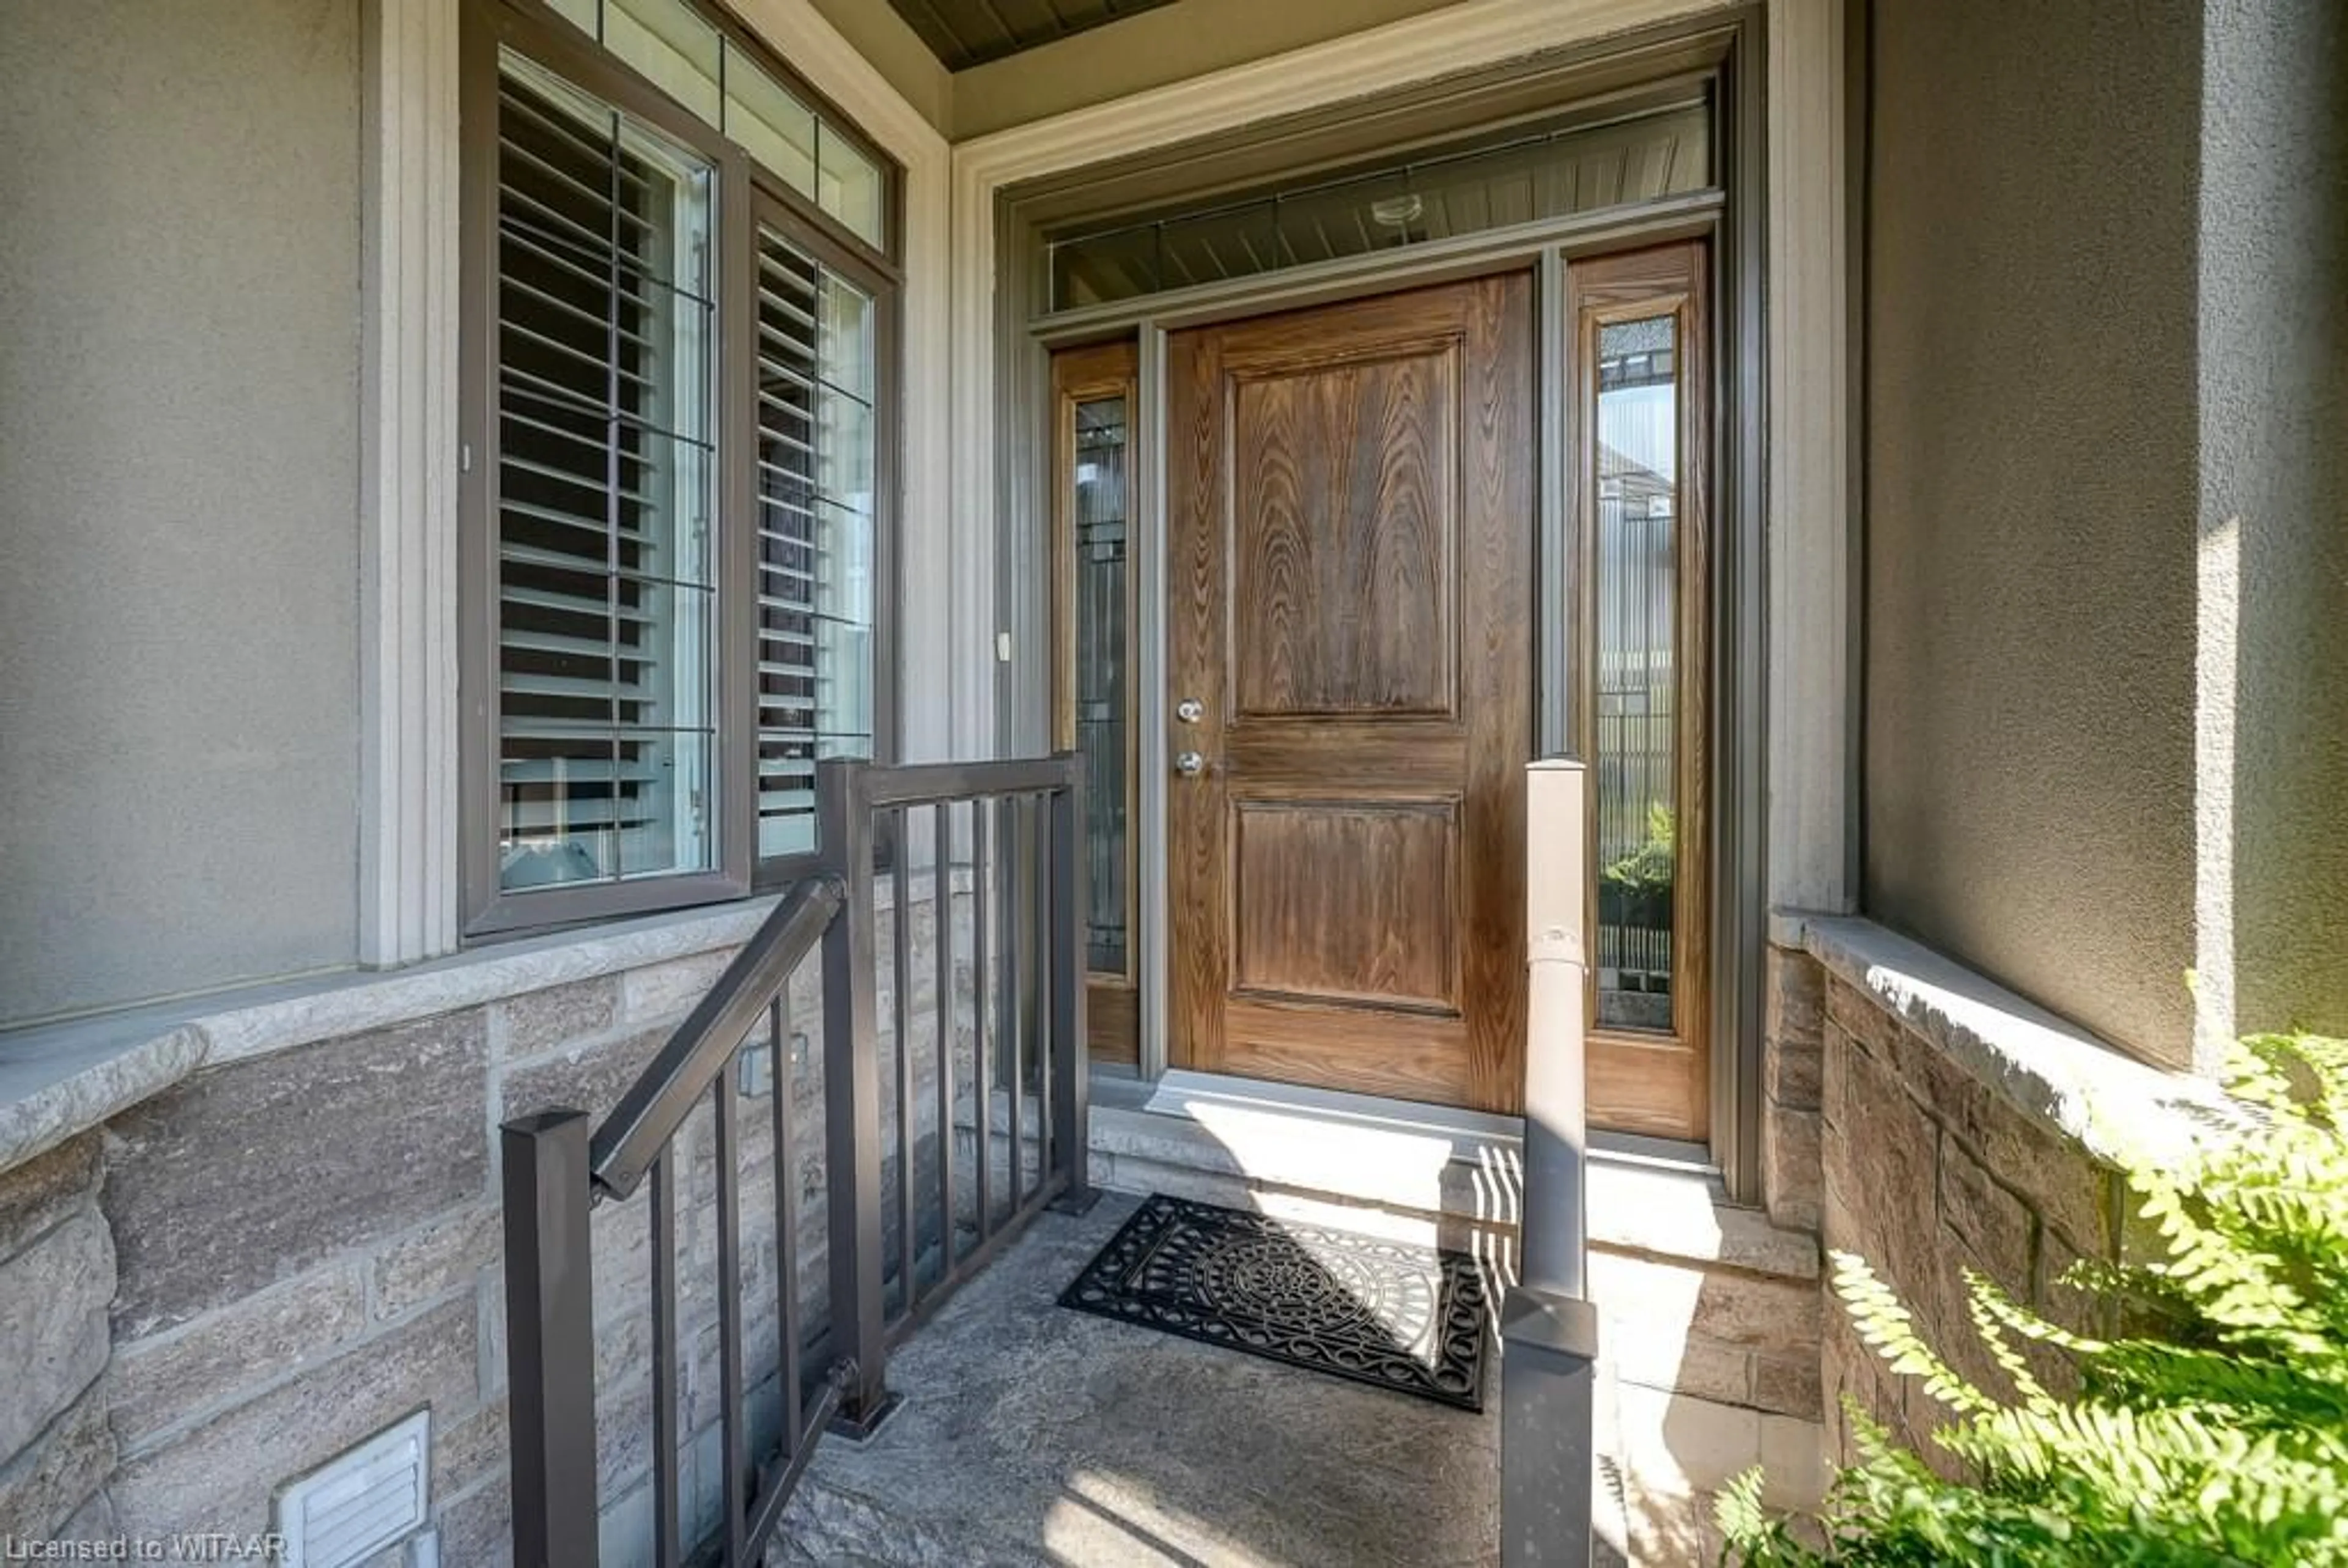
[856, 754, 1078, 808]
[501, 752, 1095, 1568]
[590, 874, 846, 1202]
[590, 756, 1079, 1205]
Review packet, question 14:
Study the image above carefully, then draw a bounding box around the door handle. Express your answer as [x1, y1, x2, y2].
[1173, 750, 1206, 778]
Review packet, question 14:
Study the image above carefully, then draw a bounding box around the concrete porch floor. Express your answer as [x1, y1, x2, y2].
[777, 1192, 1657, 1567]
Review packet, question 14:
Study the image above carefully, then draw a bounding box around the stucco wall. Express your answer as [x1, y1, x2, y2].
[1860, 0, 2201, 1066]
[2197, 0, 2348, 1043]
[0, 0, 363, 1025]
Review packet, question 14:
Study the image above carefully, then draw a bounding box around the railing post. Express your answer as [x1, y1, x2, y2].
[1047, 754, 1098, 1214]
[502, 1110, 600, 1568]
[818, 758, 899, 1437]
[1502, 759, 1600, 1568]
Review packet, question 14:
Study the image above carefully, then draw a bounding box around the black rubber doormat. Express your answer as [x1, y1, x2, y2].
[1058, 1193, 1489, 1412]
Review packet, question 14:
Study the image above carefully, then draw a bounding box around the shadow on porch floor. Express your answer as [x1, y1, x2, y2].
[776, 1192, 1642, 1567]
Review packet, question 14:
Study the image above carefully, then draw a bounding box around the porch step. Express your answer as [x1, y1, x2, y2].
[1085, 1096, 1819, 1283]
[1084, 1088, 1829, 1443]
[1087, 1099, 1512, 1247]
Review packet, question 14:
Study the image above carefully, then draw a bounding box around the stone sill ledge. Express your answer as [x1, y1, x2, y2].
[0, 870, 966, 1180]
[1776, 912, 2229, 1166]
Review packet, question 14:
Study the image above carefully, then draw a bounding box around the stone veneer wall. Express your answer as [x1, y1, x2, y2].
[1573, 947, 1833, 1445]
[1546, 941, 1835, 1562]
[0, 1133, 116, 1542]
[1809, 963, 2121, 1467]
[1761, 943, 1825, 1236]
[0, 886, 970, 1566]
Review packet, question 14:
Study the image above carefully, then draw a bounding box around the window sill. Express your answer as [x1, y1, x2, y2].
[0, 867, 964, 1180]
[1781, 913, 2229, 1168]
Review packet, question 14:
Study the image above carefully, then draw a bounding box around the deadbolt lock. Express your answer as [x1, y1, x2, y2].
[1175, 698, 1205, 724]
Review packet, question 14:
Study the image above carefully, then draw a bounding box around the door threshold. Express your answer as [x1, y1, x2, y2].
[1135, 1069, 1716, 1175]
[1112, 1067, 1716, 1183]
[1143, 1069, 1520, 1158]
[1091, 1070, 1792, 1273]
[1093, 1086, 1513, 1237]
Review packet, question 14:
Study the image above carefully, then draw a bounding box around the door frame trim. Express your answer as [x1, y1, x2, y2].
[996, 4, 1801, 1201]
[1061, 230, 1691, 1089]
[1045, 210, 1723, 1095]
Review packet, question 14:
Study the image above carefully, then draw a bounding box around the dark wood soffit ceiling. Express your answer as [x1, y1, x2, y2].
[885, 0, 1182, 72]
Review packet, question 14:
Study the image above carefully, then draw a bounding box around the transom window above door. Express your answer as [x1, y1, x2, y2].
[1044, 98, 1712, 311]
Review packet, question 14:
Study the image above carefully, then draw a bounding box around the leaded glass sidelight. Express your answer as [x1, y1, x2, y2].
[1592, 312, 1680, 1031]
[492, 57, 720, 893]
[1072, 394, 1131, 976]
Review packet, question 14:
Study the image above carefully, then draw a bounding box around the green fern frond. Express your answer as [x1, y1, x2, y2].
[1961, 1268, 2055, 1410]
[1721, 1029, 2348, 1567]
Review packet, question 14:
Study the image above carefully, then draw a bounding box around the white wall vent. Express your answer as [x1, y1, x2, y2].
[275, 1409, 432, 1568]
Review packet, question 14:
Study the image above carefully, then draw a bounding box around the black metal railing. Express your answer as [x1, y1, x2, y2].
[501, 754, 1091, 1568]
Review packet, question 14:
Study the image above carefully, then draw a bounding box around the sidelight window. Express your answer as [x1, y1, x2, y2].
[1570, 241, 1711, 1142]
[1592, 312, 1681, 1029]
[1050, 340, 1141, 1064]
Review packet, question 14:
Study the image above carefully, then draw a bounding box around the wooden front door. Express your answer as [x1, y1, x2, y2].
[1167, 273, 1533, 1114]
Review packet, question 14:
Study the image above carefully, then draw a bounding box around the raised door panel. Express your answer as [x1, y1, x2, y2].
[1228, 348, 1458, 719]
[1231, 799, 1460, 1012]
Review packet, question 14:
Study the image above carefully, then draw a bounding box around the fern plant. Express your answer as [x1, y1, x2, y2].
[1602, 802, 1677, 894]
[1720, 1030, 2348, 1567]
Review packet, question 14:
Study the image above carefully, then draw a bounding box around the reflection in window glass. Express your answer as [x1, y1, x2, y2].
[726, 56, 819, 196]
[1072, 397, 1131, 976]
[817, 125, 887, 251]
[1593, 314, 1679, 1031]
[602, 0, 722, 125]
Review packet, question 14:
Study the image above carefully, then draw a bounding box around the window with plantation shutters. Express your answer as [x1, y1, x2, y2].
[462, 1, 899, 936]
[753, 219, 877, 859]
[492, 56, 721, 894]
